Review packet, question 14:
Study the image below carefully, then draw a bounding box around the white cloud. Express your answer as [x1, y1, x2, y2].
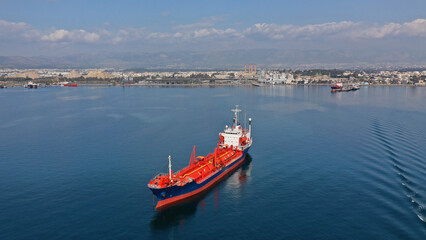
[174, 21, 214, 31]
[0, 20, 101, 43]
[0, 20, 31, 36]
[340, 19, 426, 39]
[41, 29, 100, 43]
[173, 32, 183, 38]
[173, 15, 227, 31]
[243, 19, 426, 40]
[165, 27, 242, 41]
[21, 29, 43, 41]
[113, 27, 151, 42]
[244, 21, 360, 40]
[386, 18, 426, 37]
[0, 18, 425, 48]
[193, 29, 210, 38]
[192, 27, 241, 39]
[147, 32, 172, 39]
[402, 18, 426, 36]
[170, 16, 241, 40]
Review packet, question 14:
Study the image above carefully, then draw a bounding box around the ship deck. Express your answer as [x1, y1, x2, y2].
[176, 148, 241, 182]
[149, 147, 243, 188]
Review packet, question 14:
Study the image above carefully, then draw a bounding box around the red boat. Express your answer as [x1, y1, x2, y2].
[331, 82, 343, 92]
[63, 83, 78, 87]
[148, 106, 253, 210]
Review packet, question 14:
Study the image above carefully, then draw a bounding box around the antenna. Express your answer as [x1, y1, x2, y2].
[231, 105, 241, 127]
[244, 108, 247, 130]
[168, 154, 172, 180]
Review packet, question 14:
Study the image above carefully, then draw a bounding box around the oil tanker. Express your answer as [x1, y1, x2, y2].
[148, 106, 253, 210]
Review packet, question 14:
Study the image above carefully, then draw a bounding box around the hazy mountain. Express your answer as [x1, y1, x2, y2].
[1, 49, 425, 70]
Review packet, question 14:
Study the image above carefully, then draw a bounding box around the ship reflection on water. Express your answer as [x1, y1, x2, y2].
[223, 154, 252, 200]
[150, 154, 253, 230]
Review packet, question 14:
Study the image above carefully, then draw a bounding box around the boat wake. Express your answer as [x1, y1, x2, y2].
[368, 119, 426, 225]
[418, 214, 425, 223]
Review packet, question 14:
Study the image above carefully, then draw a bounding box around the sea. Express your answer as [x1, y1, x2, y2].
[0, 85, 425, 239]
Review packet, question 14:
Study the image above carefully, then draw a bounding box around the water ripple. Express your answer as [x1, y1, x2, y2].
[366, 119, 425, 226]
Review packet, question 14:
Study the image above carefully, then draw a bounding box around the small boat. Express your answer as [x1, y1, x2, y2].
[63, 83, 78, 87]
[351, 84, 360, 91]
[25, 81, 39, 89]
[331, 82, 343, 92]
[148, 105, 253, 210]
[331, 83, 359, 92]
[252, 82, 268, 87]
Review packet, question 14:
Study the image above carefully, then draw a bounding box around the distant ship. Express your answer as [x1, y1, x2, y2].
[25, 81, 39, 89]
[331, 82, 343, 92]
[331, 82, 360, 92]
[63, 82, 78, 87]
[252, 82, 267, 87]
[331, 83, 360, 92]
[351, 84, 360, 91]
[148, 105, 253, 210]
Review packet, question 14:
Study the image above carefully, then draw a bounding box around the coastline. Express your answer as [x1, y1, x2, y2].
[1, 83, 425, 88]
[1, 79, 425, 88]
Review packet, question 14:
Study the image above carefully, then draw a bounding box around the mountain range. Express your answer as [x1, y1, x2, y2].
[1, 49, 425, 70]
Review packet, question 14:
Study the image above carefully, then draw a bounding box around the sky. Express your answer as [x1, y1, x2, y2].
[0, 0, 425, 61]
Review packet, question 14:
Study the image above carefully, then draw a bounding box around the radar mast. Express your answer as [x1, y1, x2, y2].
[231, 105, 242, 127]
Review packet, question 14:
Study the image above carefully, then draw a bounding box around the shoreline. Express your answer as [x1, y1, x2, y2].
[1, 81, 425, 88]
[1, 84, 425, 88]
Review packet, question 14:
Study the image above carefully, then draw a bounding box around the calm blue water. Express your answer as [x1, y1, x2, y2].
[0, 86, 425, 239]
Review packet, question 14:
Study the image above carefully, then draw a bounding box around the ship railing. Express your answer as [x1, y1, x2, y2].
[219, 143, 241, 150]
[152, 173, 168, 179]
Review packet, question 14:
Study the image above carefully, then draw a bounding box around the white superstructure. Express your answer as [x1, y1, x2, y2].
[219, 105, 252, 151]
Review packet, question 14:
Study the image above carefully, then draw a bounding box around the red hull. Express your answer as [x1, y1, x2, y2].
[64, 83, 78, 87]
[155, 155, 246, 210]
[148, 105, 253, 211]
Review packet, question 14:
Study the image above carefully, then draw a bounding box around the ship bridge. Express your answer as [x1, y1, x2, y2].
[219, 105, 252, 150]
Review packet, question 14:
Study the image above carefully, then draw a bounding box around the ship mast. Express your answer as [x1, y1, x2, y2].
[232, 105, 242, 127]
[168, 155, 172, 180]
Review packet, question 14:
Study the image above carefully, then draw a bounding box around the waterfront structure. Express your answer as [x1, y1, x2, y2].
[0, 68, 425, 87]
